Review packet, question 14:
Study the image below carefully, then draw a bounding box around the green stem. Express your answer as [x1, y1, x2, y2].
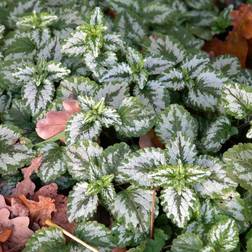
[34, 131, 65, 147]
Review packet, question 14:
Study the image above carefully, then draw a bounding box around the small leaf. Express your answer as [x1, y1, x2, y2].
[23, 227, 65, 252]
[155, 104, 198, 143]
[160, 186, 199, 228]
[171, 233, 203, 252]
[67, 182, 98, 222]
[207, 217, 239, 252]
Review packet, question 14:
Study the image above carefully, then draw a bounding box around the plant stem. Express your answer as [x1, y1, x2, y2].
[45, 219, 99, 252]
[34, 131, 65, 147]
[150, 190, 156, 239]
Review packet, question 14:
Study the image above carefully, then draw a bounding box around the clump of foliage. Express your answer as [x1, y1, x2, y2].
[0, 0, 252, 251]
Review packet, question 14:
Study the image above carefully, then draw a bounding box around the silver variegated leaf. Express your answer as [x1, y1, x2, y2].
[194, 156, 237, 198]
[165, 132, 197, 165]
[111, 186, 154, 232]
[211, 55, 241, 78]
[208, 217, 239, 252]
[0, 125, 32, 175]
[37, 143, 67, 183]
[223, 143, 252, 191]
[23, 227, 65, 252]
[59, 76, 98, 99]
[118, 147, 166, 187]
[221, 83, 252, 119]
[148, 35, 186, 64]
[67, 181, 98, 222]
[66, 140, 103, 181]
[247, 122, 252, 138]
[75, 221, 115, 248]
[171, 233, 203, 252]
[144, 55, 172, 75]
[155, 104, 198, 143]
[160, 186, 199, 228]
[116, 97, 155, 137]
[200, 116, 238, 153]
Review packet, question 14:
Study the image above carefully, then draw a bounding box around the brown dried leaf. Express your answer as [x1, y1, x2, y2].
[139, 130, 164, 149]
[0, 227, 12, 243]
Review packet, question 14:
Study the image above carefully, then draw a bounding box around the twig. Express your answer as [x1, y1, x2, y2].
[150, 190, 156, 239]
[45, 219, 99, 252]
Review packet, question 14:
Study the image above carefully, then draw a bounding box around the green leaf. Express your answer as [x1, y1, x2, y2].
[194, 156, 237, 198]
[116, 97, 155, 137]
[200, 116, 238, 153]
[23, 227, 65, 252]
[75, 221, 115, 248]
[155, 104, 198, 143]
[160, 186, 199, 227]
[223, 143, 252, 191]
[37, 143, 67, 183]
[247, 122, 252, 139]
[118, 147, 166, 187]
[171, 233, 204, 252]
[67, 181, 98, 222]
[207, 217, 239, 252]
[0, 124, 32, 175]
[221, 83, 252, 119]
[66, 140, 103, 181]
[111, 186, 154, 232]
[165, 132, 197, 165]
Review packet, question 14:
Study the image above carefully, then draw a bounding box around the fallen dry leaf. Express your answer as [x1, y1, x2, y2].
[112, 249, 127, 252]
[36, 99, 80, 140]
[231, 4, 252, 39]
[139, 129, 164, 149]
[12, 157, 42, 197]
[33, 183, 58, 201]
[204, 31, 248, 67]
[0, 208, 33, 250]
[18, 195, 56, 225]
[0, 227, 12, 243]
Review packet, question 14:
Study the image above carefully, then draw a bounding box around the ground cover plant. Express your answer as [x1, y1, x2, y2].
[0, 0, 252, 251]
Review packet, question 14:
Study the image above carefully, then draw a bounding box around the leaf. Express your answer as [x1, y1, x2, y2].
[75, 221, 115, 248]
[171, 233, 204, 252]
[0, 227, 12, 243]
[67, 182, 98, 222]
[221, 83, 252, 119]
[66, 140, 103, 181]
[223, 143, 252, 190]
[155, 104, 198, 143]
[165, 132, 197, 165]
[18, 195, 56, 225]
[0, 124, 32, 175]
[14, 60, 70, 115]
[37, 143, 67, 183]
[116, 97, 155, 137]
[23, 227, 65, 252]
[160, 187, 199, 228]
[194, 156, 237, 198]
[0, 208, 33, 250]
[139, 130, 164, 149]
[247, 122, 252, 138]
[111, 186, 154, 232]
[207, 217, 239, 252]
[200, 116, 238, 153]
[118, 147, 166, 187]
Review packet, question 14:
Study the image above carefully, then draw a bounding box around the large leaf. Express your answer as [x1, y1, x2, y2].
[23, 227, 66, 252]
[111, 186, 154, 232]
[37, 143, 67, 183]
[116, 97, 155, 137]
[118, 147, 166, 187]
[66, 140, 103, 181]
[221, 83, 252, 119]
[161, 187, 199, 228]
[207, 217, 239, 252]
[67, 181, 98, 222]
[200, 116, 238, 153]
[165, 132, 197, 165]
[223, 143, 252, 191]
[194, 156, 237, 198]
[155, 104, 198, 143]
[171, 233, 204, 252]
[0, 124, 32, 175]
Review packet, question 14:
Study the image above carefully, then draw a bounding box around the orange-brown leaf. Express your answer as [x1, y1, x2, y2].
[0, 228, 12, 243]
[18, 195, 56, 225]
[139, 130, 164, 149]
[204, 31, 248, 67]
